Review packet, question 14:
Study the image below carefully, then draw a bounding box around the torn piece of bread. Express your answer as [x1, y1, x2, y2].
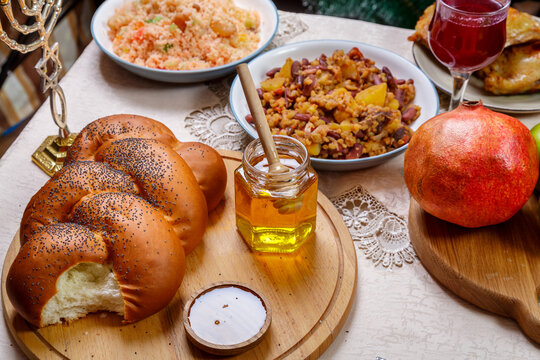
[8, 192, 186, 328]
[41, 263, 124, 326]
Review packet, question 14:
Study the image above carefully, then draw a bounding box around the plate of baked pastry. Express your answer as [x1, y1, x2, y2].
[409, 5, 540, 113]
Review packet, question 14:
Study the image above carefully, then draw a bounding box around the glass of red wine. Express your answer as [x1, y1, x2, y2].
[428, 0, 510, 110]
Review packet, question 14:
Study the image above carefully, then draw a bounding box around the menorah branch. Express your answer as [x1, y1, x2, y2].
[1, 0, 73, 176]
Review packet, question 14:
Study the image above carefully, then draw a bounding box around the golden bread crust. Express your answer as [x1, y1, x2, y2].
[7, 224, 109, 327]
[96, 138, 208, 255]
[20, 161, 139, 245]
[69, 192, 185, 323]
[11, 116, 219, 327]
[65, 114, 226, 210]
[175, 142, 227, 211]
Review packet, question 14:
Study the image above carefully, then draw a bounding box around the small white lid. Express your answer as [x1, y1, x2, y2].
[183, 281, 272, 356]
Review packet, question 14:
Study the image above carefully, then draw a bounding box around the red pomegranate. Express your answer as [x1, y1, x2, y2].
[404, 101, 539, 228]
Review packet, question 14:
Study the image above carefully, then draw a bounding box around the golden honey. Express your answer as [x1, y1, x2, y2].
[234, 136, 318, 253]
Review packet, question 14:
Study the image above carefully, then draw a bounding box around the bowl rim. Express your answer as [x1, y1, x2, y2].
[229, 39, 440, 167]
[90, 0, 279, 76]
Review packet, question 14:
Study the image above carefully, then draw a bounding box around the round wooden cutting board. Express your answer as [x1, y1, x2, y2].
[2, 150, 357, 360]
[409, 195, 540, 343]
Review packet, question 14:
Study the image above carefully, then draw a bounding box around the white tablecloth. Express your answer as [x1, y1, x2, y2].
[0, 11, 539, 359]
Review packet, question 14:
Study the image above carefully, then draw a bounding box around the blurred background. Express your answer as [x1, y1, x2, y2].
[0, 0, 539, 156]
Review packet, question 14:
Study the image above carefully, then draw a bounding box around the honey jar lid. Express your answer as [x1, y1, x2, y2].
[183, 281, 272, 356]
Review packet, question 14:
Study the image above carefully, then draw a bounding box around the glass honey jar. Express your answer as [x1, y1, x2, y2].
[234, 136, 318, 253]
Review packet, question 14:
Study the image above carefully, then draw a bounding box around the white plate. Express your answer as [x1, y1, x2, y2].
[91, 0, 278, 83]
[229, 40, 440, 171]
[412, 42, 540, 114]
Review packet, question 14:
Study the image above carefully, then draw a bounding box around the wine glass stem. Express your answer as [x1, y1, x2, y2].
[449, 71, 471, 111]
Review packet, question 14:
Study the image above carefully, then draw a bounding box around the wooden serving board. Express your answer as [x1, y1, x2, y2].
[2, 150, 357, 360]
[409, 195, 540, 343]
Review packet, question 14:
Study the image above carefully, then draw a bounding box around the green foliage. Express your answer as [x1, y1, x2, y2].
[303, 0, 433, 29]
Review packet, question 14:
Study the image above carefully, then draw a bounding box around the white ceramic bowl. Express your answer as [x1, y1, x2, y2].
[230, 40, 440, 171]
[91, 0, 278, 83]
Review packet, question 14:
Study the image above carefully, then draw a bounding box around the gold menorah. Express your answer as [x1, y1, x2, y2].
[0, 0, 76, 176]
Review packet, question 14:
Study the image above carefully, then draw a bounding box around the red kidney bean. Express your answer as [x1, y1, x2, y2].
[382, 66, 396, 91]
[291, 61, 300, 77]
[396, 79, 406, 85]
[257, 88, 263, 99]
[302, 58, 309, 66]
[320, 149, 329, 158]
[329, 142, 345, 155]
[348, 47, 364, 61]
[303, 75, 316, 97]
[355, 129, 365, 139]
[401, 107, 417, 124]
[345, 143, 363, 159]
[320, 115, 332, 124]
[327, 130, 340, 139]
[266, 67, 281, 77]
[286, 88, 296, 100]
[394, 88, 405, 108]
[319, 54, 327, 66]
[284, 89, 290, 108]
[296, 74, 304, 86]
[245, 114, 254, 123]
[294, 113, 311, 121]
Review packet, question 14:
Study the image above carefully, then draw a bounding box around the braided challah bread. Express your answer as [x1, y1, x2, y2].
[7, 115, 226, 328]
[65, 114, 227, 211]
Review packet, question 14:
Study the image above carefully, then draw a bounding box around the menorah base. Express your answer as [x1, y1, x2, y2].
[31, 133, 78, 177]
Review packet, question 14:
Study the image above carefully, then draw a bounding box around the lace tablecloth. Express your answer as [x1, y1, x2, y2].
[0, 11, 539, 360]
